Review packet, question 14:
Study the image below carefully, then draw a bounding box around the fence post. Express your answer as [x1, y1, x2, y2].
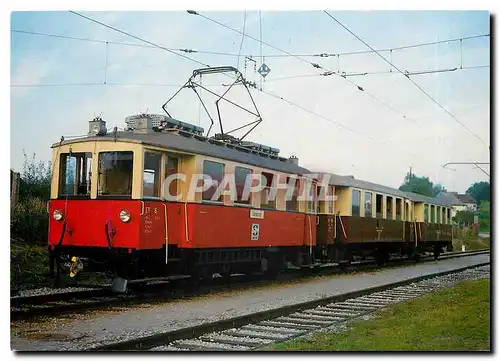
[10, 170, 20, 207]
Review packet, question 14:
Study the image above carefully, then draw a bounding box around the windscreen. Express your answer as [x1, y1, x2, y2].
[98, 151, 134, 197]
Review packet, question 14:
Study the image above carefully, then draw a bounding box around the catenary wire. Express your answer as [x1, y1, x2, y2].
[323, 10, 488, 147]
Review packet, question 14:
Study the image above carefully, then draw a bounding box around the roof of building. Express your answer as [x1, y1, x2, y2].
[456, 193, 477, 204]
[52, 130, 311, 175]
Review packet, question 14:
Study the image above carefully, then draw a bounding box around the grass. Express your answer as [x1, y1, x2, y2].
[268, 278, 490, 351]
[452, 236, 490, 251]
[11, 239, 49, 290]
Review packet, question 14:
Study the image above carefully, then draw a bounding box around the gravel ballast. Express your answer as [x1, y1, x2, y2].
[10, 253, 489, 351]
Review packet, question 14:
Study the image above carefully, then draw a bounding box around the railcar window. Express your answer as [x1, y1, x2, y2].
[352, 190, 360, 217]
[328, 186, 334, 214]
[307, 182, 316, 213]
[143, 151, 162, 198]
[98, 151, 133, 197]
[235, 166, 252, 205]
[386, 196, 393, 220]
[286, 177, 300, 211]
[376, 194, 383, 218]
[396, 198, 402, 220]
[58, 152, 92, 197]
[364, 192, 372, 217]
[430, 205, 435, 224]
[203, 160, 224, 202]
[164, 155, 179, 199]
[260, 172, 276, 209]
[424, 204, 429, 223]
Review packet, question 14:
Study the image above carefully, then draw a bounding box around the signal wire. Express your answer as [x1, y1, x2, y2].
[188, 10, 421, 126]
[323, 10, 488, 147]
[66, 11, 419, 157]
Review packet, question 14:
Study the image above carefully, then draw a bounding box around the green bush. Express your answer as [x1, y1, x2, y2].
[11, 196, 48, 244]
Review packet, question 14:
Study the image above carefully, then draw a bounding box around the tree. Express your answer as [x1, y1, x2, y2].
[19, 151, 52, 202]
[432, 184, 447, 197]
[453, 210, 474, 226]
[466, 181, 490, 205]
[478, 201, 490, 232]
[399, 172, 433, 197]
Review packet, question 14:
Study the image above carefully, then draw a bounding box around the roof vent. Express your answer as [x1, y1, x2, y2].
[125, 114, 204, 136]
[88, 117, 107, 136]
[288, 155, 298, 165]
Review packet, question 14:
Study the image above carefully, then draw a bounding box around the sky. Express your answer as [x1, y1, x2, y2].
[10, 10, 490, 193]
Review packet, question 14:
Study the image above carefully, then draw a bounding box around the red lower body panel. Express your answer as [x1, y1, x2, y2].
[48, 200, 316, 250]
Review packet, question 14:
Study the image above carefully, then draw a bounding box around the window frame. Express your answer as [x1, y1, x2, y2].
[352, 189, 361, 217]
[97, 151, 134, 199]
[58, 152, 93, 199]
[364, 191, 373, 218]
[202, 160, 225, 203]
[234, 166, 252, 205]
[260, 172, 276, 210]
[143, 150, 162, 199]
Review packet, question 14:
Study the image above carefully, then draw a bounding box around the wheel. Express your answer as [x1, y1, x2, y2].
[433, 246, 441, 260]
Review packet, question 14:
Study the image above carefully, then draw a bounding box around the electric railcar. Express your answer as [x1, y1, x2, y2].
[47, 114, 453, 291]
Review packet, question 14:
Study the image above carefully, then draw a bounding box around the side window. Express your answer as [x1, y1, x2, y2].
[396, 198, 402, 220]
[203, 160, 224, 202]
[143, 151, 162, 198]
[386, 196, 393, 219]
[164, 155, 179, 199]
[59, 152, 92, 197]
[364, 192, 372, 218]
[261, 172, 276, 209]
[430, 205, 435, 224]
[235, 166, 252, 205]
[352, 190, 360, 217]
[307, 181, 316, 213]
[286, 177, 300, 211]
[424, 204, 429, 223]
[328, 186, 334, 214]
[376, 194, 383, 219]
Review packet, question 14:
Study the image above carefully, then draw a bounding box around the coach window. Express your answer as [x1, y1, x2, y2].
[98, 151, 133, 197]
[143, 151, 162, 198]
[352, 190, 360, 217]
[396, 198, 402, 220]
[386, 196, 393, 220]
[376, 194, 383, 218]
[306, 181, 316, 213]
[364, 192, 373, 217]
[442, 208, 447, 224]
[59, 152, 92, 198]
[260, 172, 276, 209]
[424, 204, 429, 223]
[235, 166, 252, 205]
[286, 177, 300, 211]
[203, 160, 224, 202]
[164, 155, 179, 200]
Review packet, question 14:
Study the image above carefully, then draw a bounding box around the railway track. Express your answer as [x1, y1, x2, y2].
[10, 249, 489, 321]
[92, 262, 490, 351]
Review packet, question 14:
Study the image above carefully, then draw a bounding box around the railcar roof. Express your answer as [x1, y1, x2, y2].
[52, 131, 310, 175]
[320, 172, 453, 207]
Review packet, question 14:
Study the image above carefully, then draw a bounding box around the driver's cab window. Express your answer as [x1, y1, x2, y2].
[143, 151, 162, 198]
[98, 151, 133, 197]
